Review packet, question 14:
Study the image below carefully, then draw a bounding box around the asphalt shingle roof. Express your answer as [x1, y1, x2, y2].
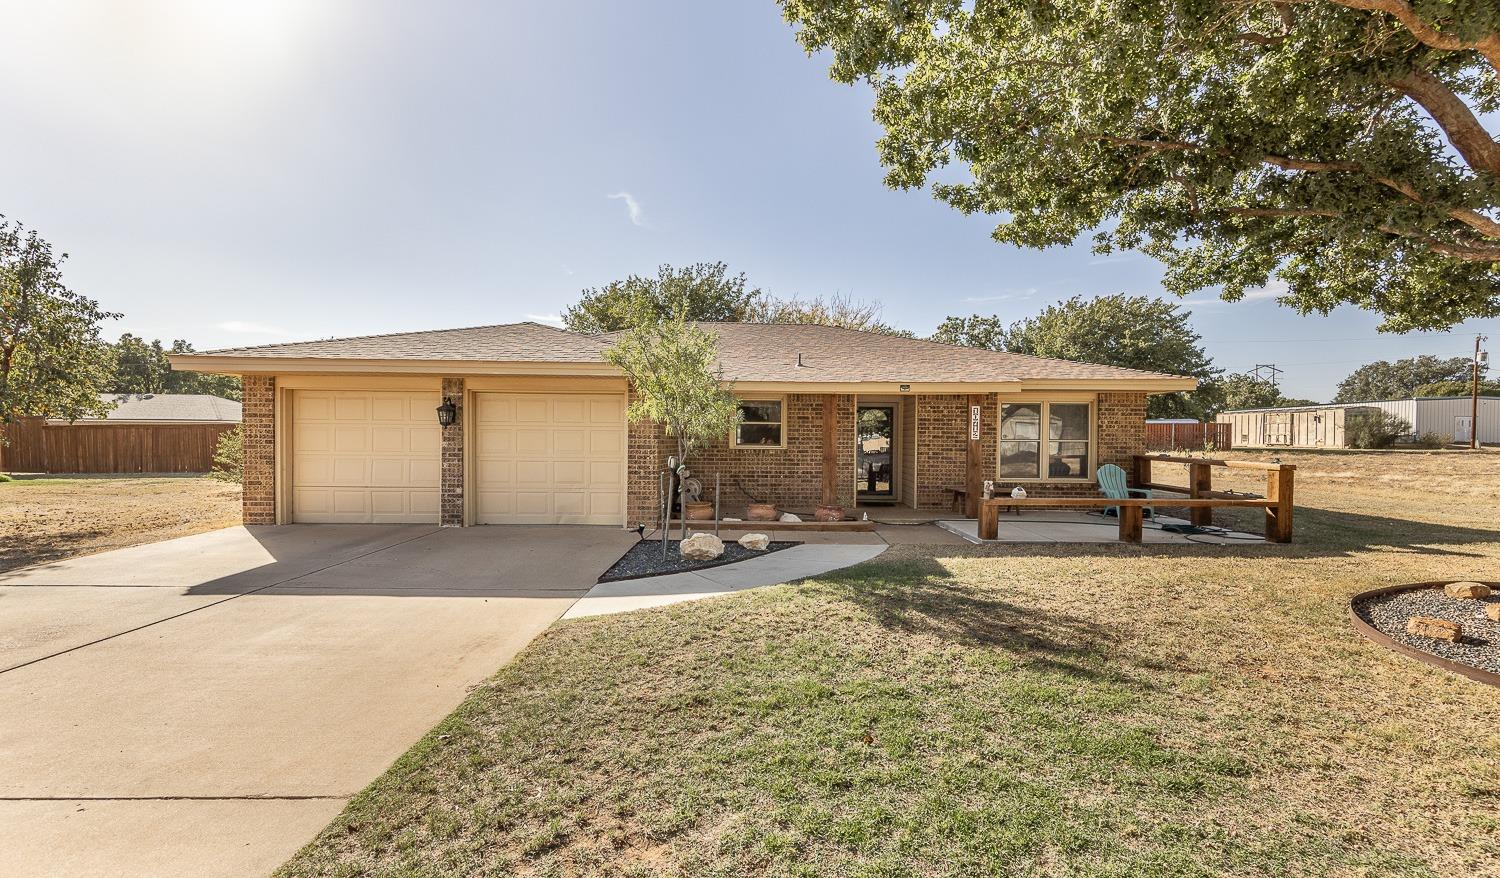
[185, 321, 1188, 385]
[199, 322, 610, 362]
[87, 393, 242, 422]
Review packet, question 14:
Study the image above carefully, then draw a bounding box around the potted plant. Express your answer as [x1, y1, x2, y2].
[746, 502, 779, 521]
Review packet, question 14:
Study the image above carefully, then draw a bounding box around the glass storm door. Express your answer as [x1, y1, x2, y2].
[856, 405, 895, 499]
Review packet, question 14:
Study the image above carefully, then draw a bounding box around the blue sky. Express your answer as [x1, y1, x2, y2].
[0, 0, 1492, 401]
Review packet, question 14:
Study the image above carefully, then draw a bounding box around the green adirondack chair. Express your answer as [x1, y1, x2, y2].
[1097, 463, 1153, 519]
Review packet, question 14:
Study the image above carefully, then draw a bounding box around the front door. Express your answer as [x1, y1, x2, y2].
[1456, 416, 1473, 444]
[856, 405, 895, 501]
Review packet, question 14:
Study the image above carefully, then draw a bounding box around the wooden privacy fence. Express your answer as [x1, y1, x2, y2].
[1145, 422, 1232, 452]
[0, 418, 236, 474]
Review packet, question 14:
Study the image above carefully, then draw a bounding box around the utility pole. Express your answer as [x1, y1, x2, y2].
[1471, 334, 1488, 450]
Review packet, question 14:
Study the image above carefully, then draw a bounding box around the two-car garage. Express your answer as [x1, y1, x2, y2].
[286, 384, 625, 526]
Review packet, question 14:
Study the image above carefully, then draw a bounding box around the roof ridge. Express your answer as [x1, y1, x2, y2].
[696, 321, 1182, 381]
[199, 322, 550, 355]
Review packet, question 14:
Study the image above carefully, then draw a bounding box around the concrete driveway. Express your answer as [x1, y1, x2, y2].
[0, 524, 634, 878]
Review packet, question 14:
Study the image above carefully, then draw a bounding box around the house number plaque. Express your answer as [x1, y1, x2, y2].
[970, 405, 981, 441]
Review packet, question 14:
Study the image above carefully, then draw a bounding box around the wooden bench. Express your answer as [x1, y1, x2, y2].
[978, 495, 1290, 543]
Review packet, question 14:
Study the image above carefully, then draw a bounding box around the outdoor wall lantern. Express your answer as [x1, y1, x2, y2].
[436, 397, 458, 427]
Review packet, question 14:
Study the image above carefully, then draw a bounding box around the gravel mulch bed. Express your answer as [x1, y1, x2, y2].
[599, 538, 797, 583]
[1353, 584, 1500, 675]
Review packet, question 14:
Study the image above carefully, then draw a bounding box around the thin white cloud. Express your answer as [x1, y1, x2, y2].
[561, 264, 575, 276]
[1180, 281, 1289, 307]
[606, 191, 645, 226]
[962, 288, 1037, 304]
[525, 313, 564, 326]
[216, 320, 287, 335]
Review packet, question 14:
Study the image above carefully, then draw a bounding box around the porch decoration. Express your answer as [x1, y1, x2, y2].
[814, 504, 845, 522]
[680, 532, 725, 561]
[747, 502, 779, 521]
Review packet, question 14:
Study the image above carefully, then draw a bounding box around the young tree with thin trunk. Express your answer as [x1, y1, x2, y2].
[603, 316, 741, 530]
[0, 217, 117, 427]
[778, 0, 1500, 331]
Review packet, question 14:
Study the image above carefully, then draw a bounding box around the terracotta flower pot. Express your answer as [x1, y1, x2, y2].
[684, 501, 715, 521]
[746, 502, 779, 521]
[814, 505, 845, 522]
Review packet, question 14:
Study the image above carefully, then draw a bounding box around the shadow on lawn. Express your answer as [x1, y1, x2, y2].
[806, 555, 1133, 685]
[0, 527, 113, 574]
[1082, 501, 1499, 560]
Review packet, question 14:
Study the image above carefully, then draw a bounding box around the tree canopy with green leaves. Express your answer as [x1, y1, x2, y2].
[564, 262, 910, 335]
[1414, 377, 1500, 396]
[603, 315, 741, 488]
[778, 0, 1500, 331]
[1213, 372, 1319, 412]
[107, 335, 242, 400]
[1332, 354, 1479, 400]
[564, 262, 763, 334]
[932, 295, 1220, 418]
[0, 217, 116, 425]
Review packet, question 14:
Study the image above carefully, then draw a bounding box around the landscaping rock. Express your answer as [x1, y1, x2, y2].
[778, 512, 802, 522]
[1405, 616, 1462, 642]
[738, 533, 770, 551]
[1487, 603, 1500, 622]
[1444, 581, 1492, 599]
[679, 532, 724, 561]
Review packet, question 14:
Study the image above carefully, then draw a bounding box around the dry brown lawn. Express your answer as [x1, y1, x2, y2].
[0, 475, 242, 573]
[274, 448, 1499, 877]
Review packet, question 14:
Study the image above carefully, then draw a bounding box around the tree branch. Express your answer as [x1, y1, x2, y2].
[1325, 0, 1500, 73]
[1387, 69, 1500, 177]
[1377, 225, 1500, 260]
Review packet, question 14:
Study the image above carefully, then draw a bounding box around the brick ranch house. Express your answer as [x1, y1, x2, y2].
[170, 322, 1195, 527]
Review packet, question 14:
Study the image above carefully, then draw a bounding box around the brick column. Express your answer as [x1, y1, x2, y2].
[241, 375, 277, 525]
[440, 377, 465, 527]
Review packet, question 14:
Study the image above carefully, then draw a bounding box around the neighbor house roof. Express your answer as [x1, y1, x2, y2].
[171, 321, 1196, 392]
[49, 394, 242, 424]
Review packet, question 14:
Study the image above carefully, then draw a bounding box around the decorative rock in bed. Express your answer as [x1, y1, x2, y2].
[1444, 581, 1492, 599]
[779, 512, 802, 522]
[1487, 604, 1500, 622]
[679, 532, 724, 561]
[1406, 616, 1462, 643]
[738, 533, 770, 551]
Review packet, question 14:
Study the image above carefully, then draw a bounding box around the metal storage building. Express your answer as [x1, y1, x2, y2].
[1217, 396, 1499, 448]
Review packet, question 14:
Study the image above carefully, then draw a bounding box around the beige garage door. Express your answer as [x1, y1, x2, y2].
[290, 390, 441, 523]
[474, 393, 625, 525]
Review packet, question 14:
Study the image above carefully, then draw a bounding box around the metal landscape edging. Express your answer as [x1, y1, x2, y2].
[1348, 580, 1500, 688]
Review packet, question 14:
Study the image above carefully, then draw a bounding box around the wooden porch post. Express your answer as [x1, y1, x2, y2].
[965, 393, 984, 518]
[821, 395, 838, 507]
[1189, 461, 1213, 526]
[1264, 466, 1294, 543]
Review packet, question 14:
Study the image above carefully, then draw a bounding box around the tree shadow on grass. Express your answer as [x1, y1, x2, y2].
[0, 527, 113, 574]
[1162, 503, 1500, 560]
[802, 555, 1147, 688]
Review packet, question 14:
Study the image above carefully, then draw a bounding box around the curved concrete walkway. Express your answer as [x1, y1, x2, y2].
[562, 542, 888, 619]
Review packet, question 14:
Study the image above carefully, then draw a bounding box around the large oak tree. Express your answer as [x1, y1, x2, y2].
[778, 0, 1500, 331]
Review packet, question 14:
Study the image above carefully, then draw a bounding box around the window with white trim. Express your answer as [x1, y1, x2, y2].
[734, 399, 784, 447]
[999, 401, 1091, 479]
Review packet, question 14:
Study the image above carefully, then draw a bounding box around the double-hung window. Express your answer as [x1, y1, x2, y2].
[734, 399, 785, 447]
[999, 400, 1092, 480]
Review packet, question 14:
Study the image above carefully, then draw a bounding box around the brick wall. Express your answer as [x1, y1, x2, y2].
[440, 378, 464, 526]
[914, 394, 966, 509]
[1097, 392, 1148, 472]
[241, 375, 276, 524]
[626, 391, 856, 526]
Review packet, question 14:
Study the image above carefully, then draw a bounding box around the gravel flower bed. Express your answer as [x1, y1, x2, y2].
[599, 538, 797, 583]
[1353, 584, 1500, 676]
